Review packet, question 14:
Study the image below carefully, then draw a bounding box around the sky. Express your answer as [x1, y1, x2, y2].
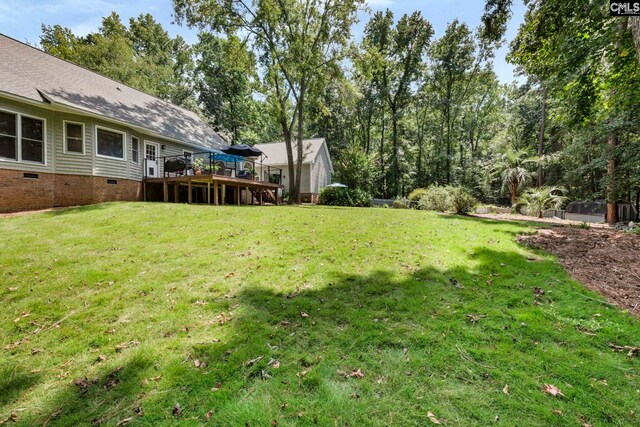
[0, 0, 526, 83]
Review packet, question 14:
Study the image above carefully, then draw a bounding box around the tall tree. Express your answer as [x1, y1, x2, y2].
[194, 33, 258, 143]
[363, 10, 433, 196]
[173, 0, 364, 203]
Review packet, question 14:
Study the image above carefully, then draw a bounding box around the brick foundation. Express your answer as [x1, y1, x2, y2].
[0, 169, 141, 213]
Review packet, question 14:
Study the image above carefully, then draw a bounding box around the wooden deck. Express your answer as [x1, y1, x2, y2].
[143, 174, 283, 206]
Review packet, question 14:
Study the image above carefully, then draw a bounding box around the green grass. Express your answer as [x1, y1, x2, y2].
[1, 203, 639, 426]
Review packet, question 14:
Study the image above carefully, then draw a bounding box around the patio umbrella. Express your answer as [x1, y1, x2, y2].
[327, 183, 348, 188]
[221, 144, 263, 157]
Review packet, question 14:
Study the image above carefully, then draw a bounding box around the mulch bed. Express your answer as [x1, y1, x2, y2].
[518, 227, 640, 315]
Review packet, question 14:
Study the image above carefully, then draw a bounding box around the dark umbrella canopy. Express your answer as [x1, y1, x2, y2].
[221, 144, 263, 157]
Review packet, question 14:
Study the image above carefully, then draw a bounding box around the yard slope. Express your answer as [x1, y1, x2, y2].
[1, 203, 639, 426]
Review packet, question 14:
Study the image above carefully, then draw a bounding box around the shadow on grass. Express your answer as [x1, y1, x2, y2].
[41, 203, 111, 217]
[0, 366, 42, 408]
[16, 248, 640, 426]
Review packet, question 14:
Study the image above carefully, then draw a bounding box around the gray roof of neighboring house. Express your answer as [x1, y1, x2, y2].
[0, 34, 225, 150]
[254, 138, 333, 171]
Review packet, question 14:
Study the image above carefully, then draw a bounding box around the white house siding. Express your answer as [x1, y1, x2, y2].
[0, 95, 210, 182]
[311, 147, 331, 193]
[53, 110, 93, 176]
[0, 97, 54, 174]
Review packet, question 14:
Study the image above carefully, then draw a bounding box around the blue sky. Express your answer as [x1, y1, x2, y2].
[0, 0, 526, 83]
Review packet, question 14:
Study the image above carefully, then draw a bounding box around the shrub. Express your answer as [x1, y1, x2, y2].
[408, 188, 428, 202]
[318, 187, 372, 207]
[449, 187, 478, 215]
[416, 185, 478, 214]
[392, 198, 409, 209]
[514, 186, 567, 218]
[417, 186, 451, 212]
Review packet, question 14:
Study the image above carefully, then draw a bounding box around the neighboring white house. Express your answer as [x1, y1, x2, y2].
[254, 138, 333, 203]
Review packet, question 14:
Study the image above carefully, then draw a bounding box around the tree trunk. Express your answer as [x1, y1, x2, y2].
[630, 17, 640, 64]
[380, 106, 386, 198]
[446, 104, 451, 185]
[392, 108, 399, 197]
[537, 86, 547, 187]
[294, 81, 305, 204]
[606, 132, 618, 225]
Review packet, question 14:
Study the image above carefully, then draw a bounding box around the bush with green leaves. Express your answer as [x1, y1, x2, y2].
[318, 187, 372, 207]
[392, 198, 409, 209]
[449, 187, 478, 214]
[417, 186, 478, 214]
[408, 188, 429, 202]
[417, 186, 451, 212]
[514, 186, 567, 218]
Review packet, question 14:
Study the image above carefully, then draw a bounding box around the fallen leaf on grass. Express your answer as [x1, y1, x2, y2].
[96, 355, 107, 363]
[74, 377, 90, 393]
[609, 343, 640, 357]
[104, 367, 122, 390]
[427, 411, 442, 424]
[172, 403, 182, 417]
[13, 312, 30, 323]
[115, 341, 139, 352]
[449, 278, 464, 289]
[268, 358, 280, 369]
[9, 287, 18, 292]
[211, 382, 222, 392]
[215, 313, 232, 325]
[5, 338, 28, 350]
[338, 368, 365, 379]
[246, 355, 264, 367]
[194, 300, 207, 306]
[350, 392, 360, 399]
[300, 311, 309, 318]
[502, 384, 509, 395]
[543, 383, 564, 397]
[205, 410, 213, 421]
[194, 359, 208, 369]
[31, 348, 43, 355]
[553, 409, 563, 416]
[116, 417, 133, 426]
[224, 273, 235, 279]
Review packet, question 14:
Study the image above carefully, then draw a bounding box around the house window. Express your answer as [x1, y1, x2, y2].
[0, 111, 17, 160]
[64, 121, 84, 154]
[132, 136, 140, 164]
[21, 117, 44, 163]
[96, 127, 125, 159]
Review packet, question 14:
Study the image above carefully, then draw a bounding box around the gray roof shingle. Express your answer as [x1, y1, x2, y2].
[0, 34, 225, 150]
[254, 138, 329, 167]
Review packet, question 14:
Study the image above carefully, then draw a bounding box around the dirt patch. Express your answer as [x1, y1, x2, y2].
[518, 227, 640, 314]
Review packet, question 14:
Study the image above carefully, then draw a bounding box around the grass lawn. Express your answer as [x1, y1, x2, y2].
[1, 203, 639, 426]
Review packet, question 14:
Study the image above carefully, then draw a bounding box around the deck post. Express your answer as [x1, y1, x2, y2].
[214, 182, 219, 205]
[259, 188, 263, 206]
[275, 189, 279, 206]
[188, 180, 192, 204]
[163, 181, 169, 203]
[236, 186, 240, 206]
[174, 183, 179, 203]
[245, 186, 250, 205]
[143, 181, 147, 202]
[221, 184, 225, 205]
[207, 181, 211, 204]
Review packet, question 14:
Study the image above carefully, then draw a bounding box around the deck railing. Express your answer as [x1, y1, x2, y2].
[143, 151, 283, 185]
